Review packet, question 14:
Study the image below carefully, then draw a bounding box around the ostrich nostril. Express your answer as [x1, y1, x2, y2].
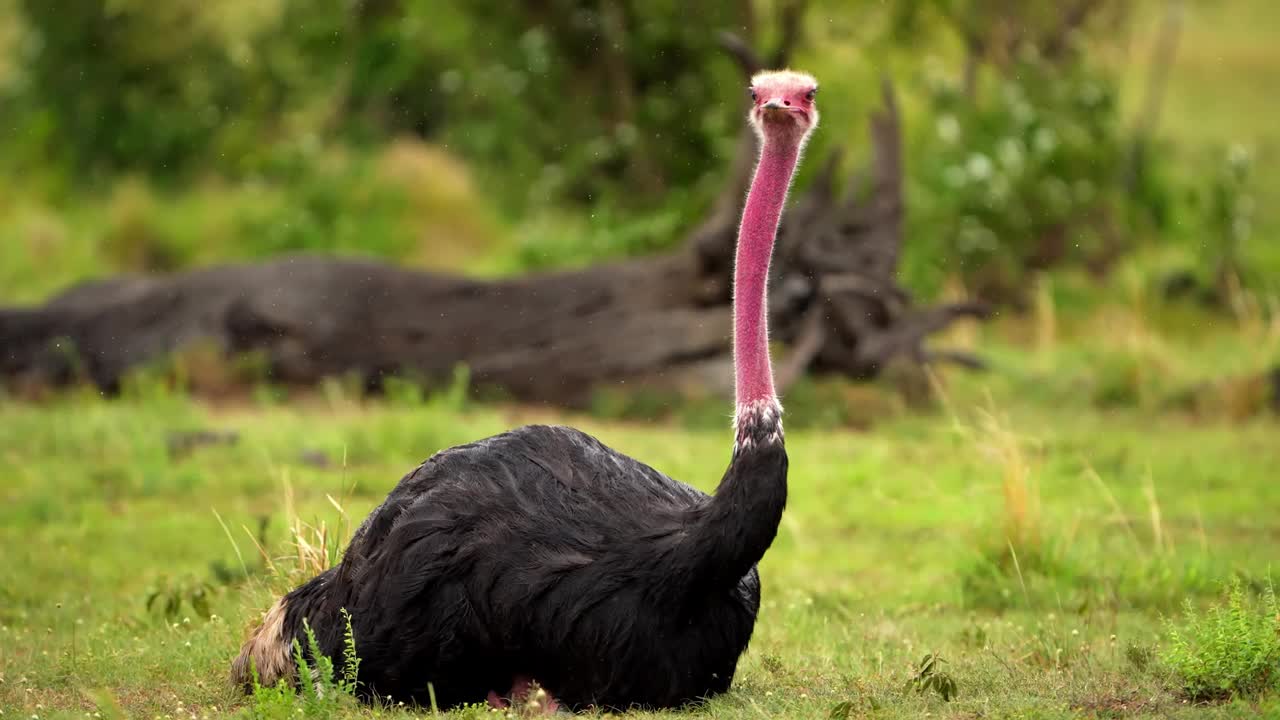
[783, 100, 791, 106]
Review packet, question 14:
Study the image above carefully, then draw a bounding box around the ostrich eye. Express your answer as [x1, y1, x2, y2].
[805, 88, 817, 101]
[749, 87, 758, 102]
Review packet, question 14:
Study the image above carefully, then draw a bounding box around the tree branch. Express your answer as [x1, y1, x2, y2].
[775, 302, 827, 394]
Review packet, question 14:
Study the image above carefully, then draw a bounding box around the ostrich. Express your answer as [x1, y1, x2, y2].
[232, 69, 819, 712]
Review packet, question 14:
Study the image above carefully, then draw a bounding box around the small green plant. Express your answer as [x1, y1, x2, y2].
[904, 652, 958, 702]
[1163, 577, 1280, 701]
[828, 694, 883, 719]
[337, 609, 361, 697]
[827, 700, 856, 719]
[246, 611, 361, 719]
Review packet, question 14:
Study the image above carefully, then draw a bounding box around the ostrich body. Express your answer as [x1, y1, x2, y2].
[232, 70, 819, 712]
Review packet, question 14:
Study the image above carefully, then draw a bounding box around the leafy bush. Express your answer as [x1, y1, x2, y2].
[906, 53, 1131, 299]
[436, 4, 743, 209]
[509, 196, 702, 271]
[1163, 578, 1280, 701]
[5, 0, 743, 219]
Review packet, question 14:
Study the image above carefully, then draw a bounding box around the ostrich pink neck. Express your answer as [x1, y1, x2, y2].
[734, 133, 802, 409]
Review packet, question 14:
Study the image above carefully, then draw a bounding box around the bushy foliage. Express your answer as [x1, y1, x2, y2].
[1163, 578, 1280, 701]
[906, 52, 1131, 297]
[1, 0, 1260, 301]
[88, 154, 418, 272]
[4, 0, 741, 217]
[432, 1, 742, 214]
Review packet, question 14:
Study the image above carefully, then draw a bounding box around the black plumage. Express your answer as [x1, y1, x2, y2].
[234, 420, 787, 711]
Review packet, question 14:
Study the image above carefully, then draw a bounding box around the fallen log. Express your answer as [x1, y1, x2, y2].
[1, 71, 988, 407]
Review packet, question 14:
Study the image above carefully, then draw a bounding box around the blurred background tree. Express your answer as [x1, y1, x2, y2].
[0, 0, 1274, 308]
[5, 0, 743, 210]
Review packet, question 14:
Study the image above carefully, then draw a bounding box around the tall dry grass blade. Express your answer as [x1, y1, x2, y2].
[1142, 465, 1170, 555]
[1083, 463, 1144, 554]
[976, 392, 1040, 554]
[1007, 538, 1031, 608]
[282, 467, 295, 517]
[938, 274, 979, 351]
[923, 364, 963, 435]
[268, 463, 359, 580]
[1034, 273, 1057, 367]
[241, 523, 279, 577]
[1194, 503, 1209, 555]
[1265, 294, 1280, 345]
[325, 493, 346, 517]
[1225, 270, 1252, 328]
[212, 508, 249, 579]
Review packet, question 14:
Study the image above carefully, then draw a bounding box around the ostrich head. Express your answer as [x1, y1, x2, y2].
[747, 70, 819, 144]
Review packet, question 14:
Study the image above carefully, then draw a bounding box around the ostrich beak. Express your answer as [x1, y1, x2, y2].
[760, 98, 805, 124]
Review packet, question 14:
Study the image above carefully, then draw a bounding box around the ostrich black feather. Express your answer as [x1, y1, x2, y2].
[235, 422, 787, 711]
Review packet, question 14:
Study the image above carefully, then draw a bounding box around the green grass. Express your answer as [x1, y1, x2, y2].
[2, 293, 1279, 718]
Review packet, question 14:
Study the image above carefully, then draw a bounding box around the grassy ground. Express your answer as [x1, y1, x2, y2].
[2, 281, 1278, 718]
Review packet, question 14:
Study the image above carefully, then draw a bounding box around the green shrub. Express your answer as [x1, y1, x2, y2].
[5, 0, 744, 221]
[905, 54, 1132, 299]
[1162, 578, 1280, 701]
